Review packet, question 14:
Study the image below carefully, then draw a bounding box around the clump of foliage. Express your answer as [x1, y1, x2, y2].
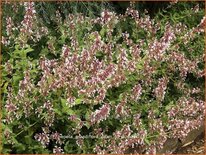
[1, 1, 205, 154]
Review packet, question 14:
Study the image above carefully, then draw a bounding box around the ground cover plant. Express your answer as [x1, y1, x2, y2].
[1, 1, 205, 154]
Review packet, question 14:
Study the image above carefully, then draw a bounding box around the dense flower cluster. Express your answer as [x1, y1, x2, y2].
[167, 97, 204, 139]
[132, 84, 142, 101]
[2, 2, 205, 154]
[154, 77, 169, 102]
[91, 103, 111, 125]
[2, 2, 48, 47]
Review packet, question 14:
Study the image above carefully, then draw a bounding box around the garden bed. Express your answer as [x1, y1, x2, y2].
[1, 1, 205, 154]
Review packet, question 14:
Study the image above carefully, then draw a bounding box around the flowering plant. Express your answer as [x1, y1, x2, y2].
[1, 2, 205, 154]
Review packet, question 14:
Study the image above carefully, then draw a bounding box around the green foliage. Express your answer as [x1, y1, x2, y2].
[1, 1, 205, 154]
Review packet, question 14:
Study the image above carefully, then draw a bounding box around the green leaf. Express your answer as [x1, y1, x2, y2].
[64, 140, 76, 153]
[144, 138, 150, 145]
[2, 148, 12, 154]
[13, 46, 34, 58]
[66, 109, 75, 115]
[24, 46, 34, 54]
[85, 121, 91, 129]
[61, 98, 75, 115]
[61, 98, 67, 105]
[100, 28, 106, 37]
[13, 75, 22, 86]
[85, 110, 91, 120]
[24, 135, 32, 144]
[13, 142, 26, 152]
[165, 103, 174, 111]
[54, 108, 62, 116]
[2, 82, 8, 93]
[61, 98, 69, 111]
[75, 98, 83, 105]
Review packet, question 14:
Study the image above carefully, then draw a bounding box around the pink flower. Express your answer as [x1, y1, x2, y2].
[90, 103, 110, 124]
[53, 145, 64, 154]
[154, 77, 168, 102]
[132, 84, 142, 101]
[34, 132, 50, 147]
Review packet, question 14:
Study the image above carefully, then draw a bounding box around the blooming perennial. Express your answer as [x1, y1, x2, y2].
[2, 2, 205, 154]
